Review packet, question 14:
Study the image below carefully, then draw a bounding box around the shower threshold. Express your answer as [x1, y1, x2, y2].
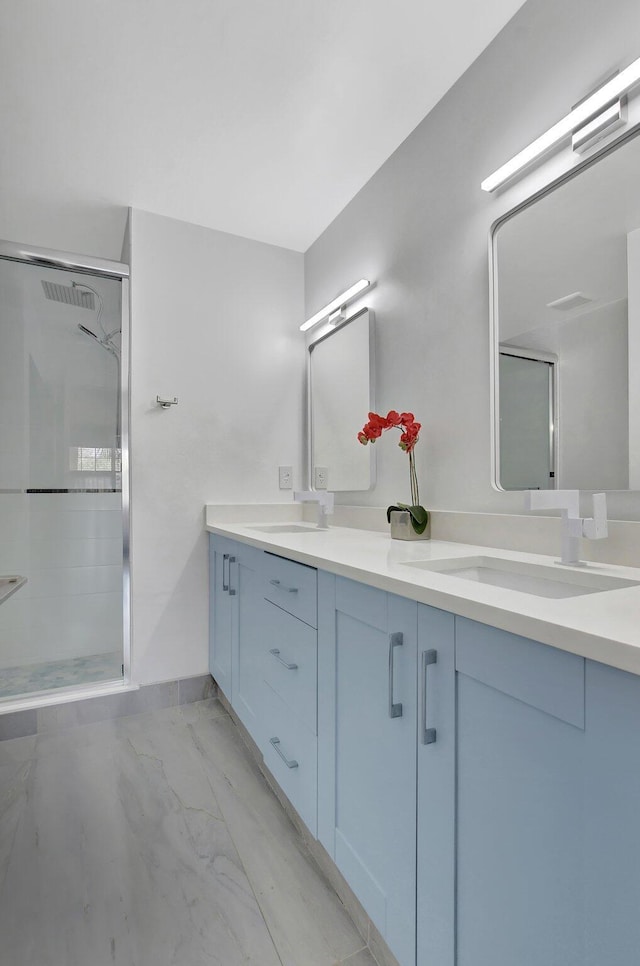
[0, 651, 123, 700]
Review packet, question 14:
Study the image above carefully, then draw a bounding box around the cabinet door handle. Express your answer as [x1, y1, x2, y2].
[421, 649, 437, 744]
[388, 632, 403, 718]
[269, 737, 298, 768]
[228, 556, 237, 596]
[269, 648, 298, 670]
[222, 553, 230, 592]
[269, 578, 298, 593]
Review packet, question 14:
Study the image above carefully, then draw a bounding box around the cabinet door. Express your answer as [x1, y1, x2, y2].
[416, 604, 455, 966]
[230, 547, 266, 734]
[453, 618, 586, 966]
[208, 538, 233, 696]
[318, 574, 417, 966]
[584, 659, 640, 966]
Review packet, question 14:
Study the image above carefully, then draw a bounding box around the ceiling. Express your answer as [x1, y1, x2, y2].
[0, 0, 526, 253]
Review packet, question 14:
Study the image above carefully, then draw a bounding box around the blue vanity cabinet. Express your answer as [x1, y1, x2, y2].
[583, 659, 640, 966]
[230, 542, 269, 733]
[208, 534, 266, 732]
[415, 604, 456, 966]
[318, 574, 419, 966]
[437, 617, 587, 966]
[259, 552, 319, 835]
[208, 534, 235, 696]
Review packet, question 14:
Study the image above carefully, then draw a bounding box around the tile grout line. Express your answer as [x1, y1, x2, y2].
[339, 944, 370, 963]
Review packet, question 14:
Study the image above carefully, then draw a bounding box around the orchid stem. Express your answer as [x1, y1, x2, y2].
[409, 451, 420, 507]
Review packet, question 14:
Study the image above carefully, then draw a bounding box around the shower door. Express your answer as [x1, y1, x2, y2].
[0, 250, 128, 699]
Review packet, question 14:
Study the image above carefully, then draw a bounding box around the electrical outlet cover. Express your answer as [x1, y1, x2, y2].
[279, 466, 293, 489]
[314, 466, 328, 489]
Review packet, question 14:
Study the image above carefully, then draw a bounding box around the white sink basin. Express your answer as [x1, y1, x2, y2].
[401, 556, 640, 599]
[251, 524, 321, 534]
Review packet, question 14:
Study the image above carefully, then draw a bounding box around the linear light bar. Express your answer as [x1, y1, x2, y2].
[481, 55, 640, 192]
[300, 279, 370, 332]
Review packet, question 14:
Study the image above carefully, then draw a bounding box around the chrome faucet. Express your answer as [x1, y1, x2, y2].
[293, 490, 334, 529]
[525, 489, 608, 566]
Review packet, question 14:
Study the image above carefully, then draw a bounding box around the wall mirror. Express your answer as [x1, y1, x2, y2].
[308, 308, 375, 491]
[491, 128, 640, 491]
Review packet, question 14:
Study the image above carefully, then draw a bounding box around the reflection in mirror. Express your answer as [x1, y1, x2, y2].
[499, 348, 556, 490]
[493, 129, 640, 491]
[308, 308, 375, 492]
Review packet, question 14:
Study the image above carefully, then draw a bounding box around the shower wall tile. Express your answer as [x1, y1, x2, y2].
[0, 540, 29, 574]
[0, 495, 28, 542]
[0, 592, 122, 668]
[19, 565, 121, 599]
[29, 537, 122, 569]
[29, 492, 121, 513]
[27, 508, 122, 541]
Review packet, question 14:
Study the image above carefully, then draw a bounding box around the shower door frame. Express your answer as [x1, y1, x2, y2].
[0, 238, 132, 689]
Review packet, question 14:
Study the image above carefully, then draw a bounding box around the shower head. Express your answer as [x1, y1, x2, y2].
[41, 280, 95, 309]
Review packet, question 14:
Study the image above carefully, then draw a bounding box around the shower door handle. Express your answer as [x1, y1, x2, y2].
[222, 553, 230, 592]
[228, 556, 237, 596]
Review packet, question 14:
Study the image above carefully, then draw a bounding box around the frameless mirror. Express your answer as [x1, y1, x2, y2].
[308, 308, 375, 491]
[492, 129, 640, 491]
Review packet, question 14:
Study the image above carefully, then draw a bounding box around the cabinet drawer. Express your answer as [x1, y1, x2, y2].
[262, 600, 317, 735]
[260, 684, 318, 835]
[263, 553, 317, 627]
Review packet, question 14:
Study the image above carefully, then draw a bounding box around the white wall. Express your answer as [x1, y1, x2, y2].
[129, 210, 304, 685]
[304, 0, 640, 520]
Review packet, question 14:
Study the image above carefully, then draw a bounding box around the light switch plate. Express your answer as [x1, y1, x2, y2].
[279, 466, 293, 489]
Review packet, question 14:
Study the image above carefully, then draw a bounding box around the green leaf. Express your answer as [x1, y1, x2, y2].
[386, 504, 429, 534]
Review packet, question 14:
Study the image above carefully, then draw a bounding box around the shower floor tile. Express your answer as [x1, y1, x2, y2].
[0, 651, 122, 698]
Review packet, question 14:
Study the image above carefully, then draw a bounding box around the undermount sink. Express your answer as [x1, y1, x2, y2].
[401, 556, 640, 599]
[250, 524, 321, 534]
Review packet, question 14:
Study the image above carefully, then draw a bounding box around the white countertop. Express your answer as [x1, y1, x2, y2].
[205, 507, 640, 676]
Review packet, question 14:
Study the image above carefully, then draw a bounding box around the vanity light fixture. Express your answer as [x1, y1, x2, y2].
[300, 279, 370, 332]
[481, 54, 640, 192]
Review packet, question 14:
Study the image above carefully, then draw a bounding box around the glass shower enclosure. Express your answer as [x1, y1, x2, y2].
[0, 241, 129, 701]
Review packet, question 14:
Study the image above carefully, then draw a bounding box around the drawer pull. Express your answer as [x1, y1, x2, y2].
[228, 556, 237, 596]
[269, 648, 298, 670]
[421, 649, 437, 744]
[388, 631, 403, 719]
[269, 737, 298, 769]
[269, 578, 298, 594]
[222, 553, 230, 592]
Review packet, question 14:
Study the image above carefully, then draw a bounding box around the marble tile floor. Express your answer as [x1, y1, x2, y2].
[0, 697, 378, 966]
[0, 650, 122, 699]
